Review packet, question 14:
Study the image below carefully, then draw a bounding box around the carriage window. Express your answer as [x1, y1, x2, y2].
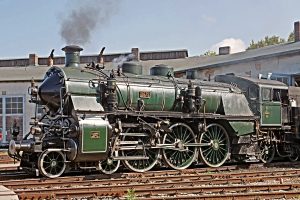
[261, 88, 271, 101]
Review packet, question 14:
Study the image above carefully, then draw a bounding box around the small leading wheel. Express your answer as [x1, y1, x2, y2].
[121, 129, 160, 172]
[259, 141, 275, 163]
[199, 123, 230, 167]
[162, 123, 197, 170]
[99, 151, 120, 174]
[38, 150, 66, 178]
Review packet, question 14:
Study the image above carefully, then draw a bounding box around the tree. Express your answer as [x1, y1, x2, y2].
[203, 50, 217, 56]
[288, 32, 295, 42]
[247, 36, 286, 50]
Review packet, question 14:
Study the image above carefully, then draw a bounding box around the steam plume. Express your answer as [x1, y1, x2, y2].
[60, 0, 118, 45]
[112, 54, 135, 68]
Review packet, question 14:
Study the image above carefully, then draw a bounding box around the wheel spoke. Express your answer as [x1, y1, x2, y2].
[167, 133, 176, 141]
[206, 130, 212, 140]
[182, 129, 190, 142]
[211, 150, 216, 164]
[185, 137, 195, 144]
[219, 146, 227, 152]
[205, 148, 213, 158]
[201, 137, 211, 143]
[44, 164, 51, 170]
[202, 147, 212, 153]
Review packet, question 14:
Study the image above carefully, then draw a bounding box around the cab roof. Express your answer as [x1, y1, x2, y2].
[215, 74, 288, 90]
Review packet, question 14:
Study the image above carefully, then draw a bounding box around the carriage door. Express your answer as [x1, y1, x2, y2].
[260, 87, 281, 126]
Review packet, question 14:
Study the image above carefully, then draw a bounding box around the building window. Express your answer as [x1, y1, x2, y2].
[6, 97, 23, 114]
[2, 96, 24, 142]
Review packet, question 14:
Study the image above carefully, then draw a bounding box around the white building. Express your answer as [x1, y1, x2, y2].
[0, 67, 49, 143]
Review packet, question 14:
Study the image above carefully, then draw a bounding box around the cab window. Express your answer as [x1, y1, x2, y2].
[261, 88, 271, 101]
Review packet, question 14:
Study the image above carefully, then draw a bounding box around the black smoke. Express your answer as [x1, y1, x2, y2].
[60, 0, 118, 45]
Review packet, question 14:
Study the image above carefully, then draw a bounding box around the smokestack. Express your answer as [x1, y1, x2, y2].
[61, 45, 83, 67]
[294, 21, 300, 42]
[29, 54, 38, 66]
[219, 46, 231, 55]
[131, 48, 140, 61]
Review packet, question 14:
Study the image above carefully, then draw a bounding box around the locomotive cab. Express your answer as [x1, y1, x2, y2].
[216, 74, 300, 163]
[216, 74, 289, 127]
[258, 85, 287, 127]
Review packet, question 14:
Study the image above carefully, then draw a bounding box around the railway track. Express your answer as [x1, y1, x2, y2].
[0, 153, 16, 164]
[2, 161, 300, 199]
[0, 151, 20, 173]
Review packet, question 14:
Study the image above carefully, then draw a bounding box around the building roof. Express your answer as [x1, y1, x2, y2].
[0, 48, 188, 67]
[3, 41, 300, 82]
[0, 47, 189, 82]
[175, 41, 300, 73]
[0, 66, 50, 82]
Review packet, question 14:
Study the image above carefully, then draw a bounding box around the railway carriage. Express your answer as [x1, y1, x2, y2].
[7, 45, 300, 178]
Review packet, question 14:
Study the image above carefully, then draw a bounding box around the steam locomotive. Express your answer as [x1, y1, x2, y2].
[8, 45, 300, 178]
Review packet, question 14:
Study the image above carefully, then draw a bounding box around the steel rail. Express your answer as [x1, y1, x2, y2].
[3, 167, 300, 188]
[14, 181, 300, 200]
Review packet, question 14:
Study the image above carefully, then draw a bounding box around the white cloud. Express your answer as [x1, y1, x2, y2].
[210, 38, 246, 54]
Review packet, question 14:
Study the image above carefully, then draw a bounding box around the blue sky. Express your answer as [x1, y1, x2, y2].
[0, 0, 299, 59]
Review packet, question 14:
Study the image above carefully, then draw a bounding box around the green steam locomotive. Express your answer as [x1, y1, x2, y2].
[8, 45, 300, 178]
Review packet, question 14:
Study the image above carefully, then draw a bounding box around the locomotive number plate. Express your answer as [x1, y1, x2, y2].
[139, 91, 151, 98]
[90, 131, 100, 139]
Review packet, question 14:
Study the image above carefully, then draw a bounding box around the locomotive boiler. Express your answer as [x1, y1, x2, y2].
[8, 45, 300, 178]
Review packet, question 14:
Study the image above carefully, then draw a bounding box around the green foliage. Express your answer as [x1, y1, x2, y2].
[126, 189, 137, 200]
[247, 32, 296, 50]
[288, 32, 295, 42]
[203, 50, 217, 56]
[247, 35, 285, 50]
